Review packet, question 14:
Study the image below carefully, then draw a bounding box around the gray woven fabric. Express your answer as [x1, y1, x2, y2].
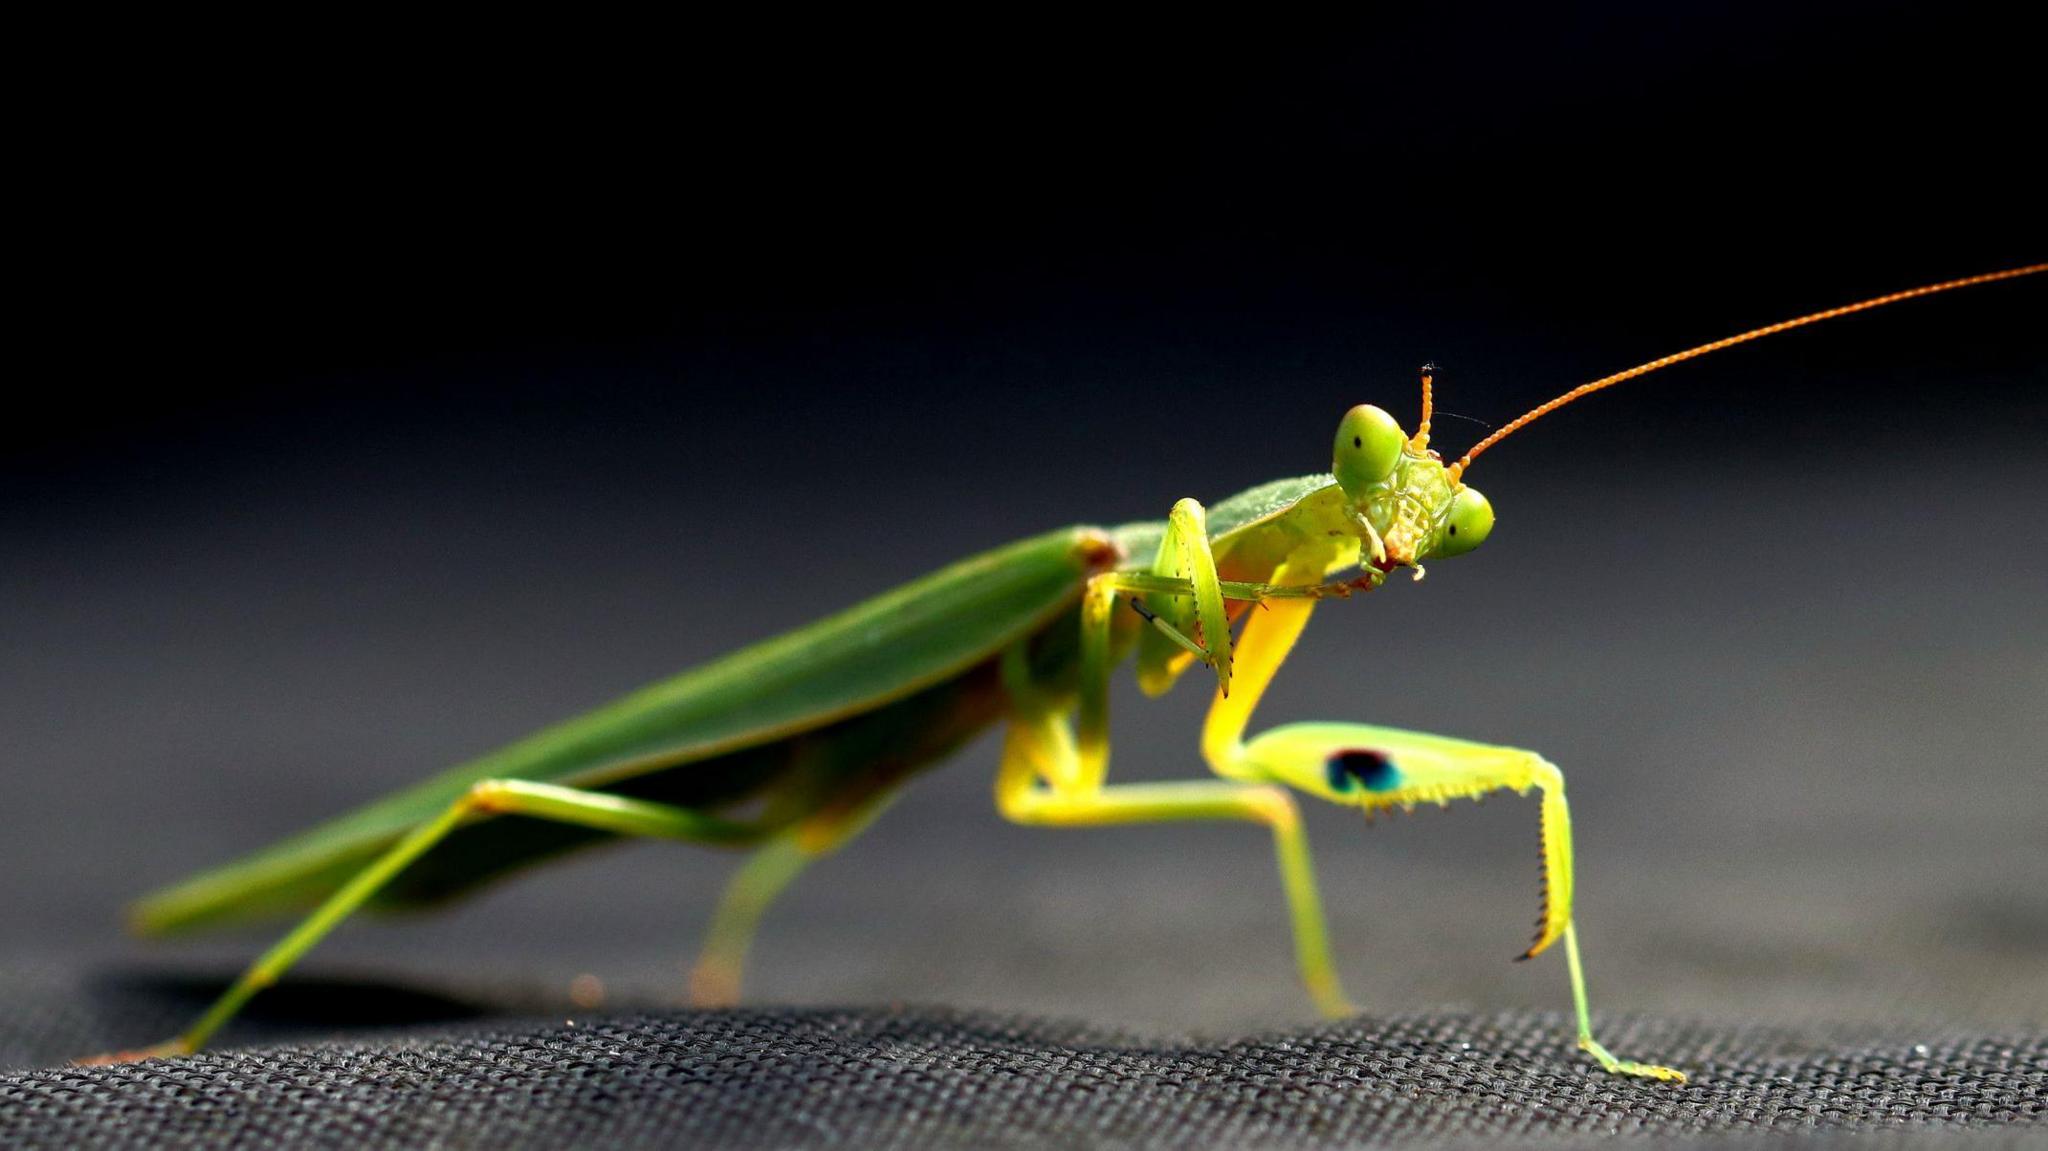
[3, 999, 2042, 1149]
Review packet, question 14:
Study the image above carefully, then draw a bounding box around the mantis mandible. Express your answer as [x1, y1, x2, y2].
[88, 263, 2045, 1078]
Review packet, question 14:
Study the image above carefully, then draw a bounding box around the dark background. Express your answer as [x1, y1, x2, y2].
[5, 3, 2043, 1069]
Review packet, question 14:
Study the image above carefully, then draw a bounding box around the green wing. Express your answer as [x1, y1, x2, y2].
[1206, 474, 1341, 537]
[135, 526, 1105, 935]
[1107, 473, 1343, 571]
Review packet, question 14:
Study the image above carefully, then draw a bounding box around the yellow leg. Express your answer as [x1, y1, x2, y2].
[1074, 556, 1340, 791]
[1185, 551, 1680, 1080]
[1003, 538, 1356, 1018]
[1203, 559, 1325, 778]
[1225, 712, 1685, 1081]
[996, 706, 1352, 1019]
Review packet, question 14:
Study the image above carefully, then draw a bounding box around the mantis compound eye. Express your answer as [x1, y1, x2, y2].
[1435, 486, 1494, 557]
[1332, 404, 1406, 496]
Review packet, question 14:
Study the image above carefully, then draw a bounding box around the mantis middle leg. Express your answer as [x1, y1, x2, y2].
[994, 503, 1354, 1018]
[682, 531, 1335, 1010]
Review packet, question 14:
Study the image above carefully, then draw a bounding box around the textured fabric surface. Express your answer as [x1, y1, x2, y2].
[8, 455, 2046, 1147]
[3, 1005, 2043, 1149]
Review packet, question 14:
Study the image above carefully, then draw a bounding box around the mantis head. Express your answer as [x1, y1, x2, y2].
[1330, 382, 1493, 568]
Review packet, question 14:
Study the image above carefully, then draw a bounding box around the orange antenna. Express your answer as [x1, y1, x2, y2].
[1413, 362, 1437, 451]
[1445, 263, 2046, 483]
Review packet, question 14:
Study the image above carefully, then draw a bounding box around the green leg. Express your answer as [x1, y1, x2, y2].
[1148, 497, 1234, 691]
[1566, 924, 1683, 1080]
[688, 790, 898, 1007]
[82, 780, 767, 1063]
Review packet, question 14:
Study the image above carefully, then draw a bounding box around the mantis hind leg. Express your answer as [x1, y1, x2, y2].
[688, 787, 900, 1007]
[79, 781, 770, 1063]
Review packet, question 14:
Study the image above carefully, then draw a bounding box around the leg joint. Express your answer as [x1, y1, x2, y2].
[466, 778, 519, 813]
[1243, 785, 1300, 831]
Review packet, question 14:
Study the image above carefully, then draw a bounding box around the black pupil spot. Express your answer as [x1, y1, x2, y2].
[1448, 524, 1456, 536]
[1353, 436, 1362, 448]
[1326, 749, 1398, 793]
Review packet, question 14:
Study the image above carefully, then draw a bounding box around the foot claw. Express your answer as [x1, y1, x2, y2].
[1580, 1037, 1687, 1082]
[688, 963, 741, 1008]
[74, 1040, 191, 1066]
[1309, 982, 1356, 1019]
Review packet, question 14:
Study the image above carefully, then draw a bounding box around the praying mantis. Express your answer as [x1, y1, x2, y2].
[88, 263, 2045, 1078]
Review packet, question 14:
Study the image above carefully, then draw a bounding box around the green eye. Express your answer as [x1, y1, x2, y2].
[1332, 404, 1406, 495]
[1436, 486, 1494, 557]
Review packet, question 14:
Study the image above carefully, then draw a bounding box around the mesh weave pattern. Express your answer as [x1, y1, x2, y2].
[4, 1007, 2041, 1149]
